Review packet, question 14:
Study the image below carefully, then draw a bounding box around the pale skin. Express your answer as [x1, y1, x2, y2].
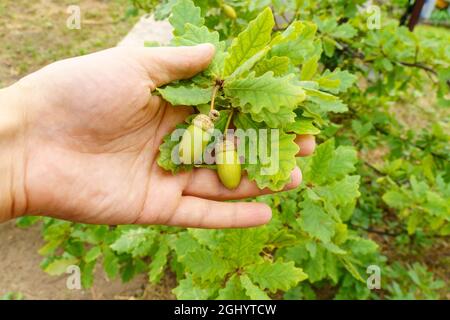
[0, 44, 315, 228]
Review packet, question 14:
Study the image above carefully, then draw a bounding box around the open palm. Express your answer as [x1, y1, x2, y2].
[18, 45, 315, 228]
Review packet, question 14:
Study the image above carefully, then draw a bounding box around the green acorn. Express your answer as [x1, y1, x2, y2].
[222, 4, 237, 19]
[216, 140, 241, 190]
[179, 114, 213, 164]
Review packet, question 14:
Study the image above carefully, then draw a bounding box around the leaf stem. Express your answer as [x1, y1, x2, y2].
[210, 85, 219, 111]
[225, 109, 234, 132]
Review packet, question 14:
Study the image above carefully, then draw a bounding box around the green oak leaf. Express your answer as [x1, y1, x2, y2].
[240, 275, 271, 300]
[331, 23, 358, 40]
[345, 236, 379, 256]
[338, 256, 365, 283]
[173, 275, 217, 299]
[254, 56, 291, 77]
[250, 107, 297, 128]
[300, 246, 328, 282]
[233, 111, 264, 130]
[154, 0, 177, 20]
[188, 229, 224, 250]
[314, 175, 361, 207]
[148, 241, 170, 284]
[307, 96, 348, 113]
[157, 84, 213, 106]
[224, 72, 306, 114]
[323, 251, 339, 283]
[169, 0, 204, 36]
[314, 17, 356, 40]
[103, 248, 120, 279]
[219, 228, 268, 267]
[217, 275, 249, 300]
[245, 261, 308, 293]
[303, 138, 335, 185]
[327, 146, 358, 180]
[270, 21, 305, 46]
[223, 7, 274, 76]
[302, 139, 358, 185]
[323, 242, 347, 255]
[84, 246, 101, 263]
[270, 22, 321, 65]
[172, 231, 201, 258]
[44, 256, 79, 276]
[171, 24, 220, 47]
[244, 131, 299, 191]
[318, 68, 357, 94]
[171, 23, 226, 77]
[181, 249, 231, 282]
[301, 56, 319, 80]
[284, 117, 321, 135]
[298, 198, 336, 243]
[110, 228, 156, 258]
[228, 48, 270, 79]
[382, 190, 409, 209]
[80, 261, 96, 288]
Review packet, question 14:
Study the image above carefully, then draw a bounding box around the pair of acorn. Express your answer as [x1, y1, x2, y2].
[178, 112, 241, 190]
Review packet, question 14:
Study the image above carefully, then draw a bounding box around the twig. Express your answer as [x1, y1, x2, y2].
[225, 109, 234, 132]
[397, 61, 438, 76]
[210, 85, 219, 111]
[341, 42, 438, 77]
[350, 223, 403, 237]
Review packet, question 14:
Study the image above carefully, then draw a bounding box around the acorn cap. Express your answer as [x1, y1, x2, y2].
[208, 109, 220, 122]
[216, 139, 235, 154]
[192, 114, 214, 132]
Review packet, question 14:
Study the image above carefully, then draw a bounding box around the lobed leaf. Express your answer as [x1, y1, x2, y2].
[245, 261, 308, 293]
[173, 275, 216, 299]
[110, 228, 156, 258]
[181, 249, 231, 282]
[217, 275, 249, 300]
[284, 118, 321, 135]
[169, 0, 204, 36]
[223, 8, 274, 76]
[244, 131, 299, 191]
[148, 241, 170, 284]
[254, 56, 291, 77]
[224, 72, 306, 114]
[240, 275, 271, 300]
[298, 198, 336, 243]
[157, 84, 213, 106]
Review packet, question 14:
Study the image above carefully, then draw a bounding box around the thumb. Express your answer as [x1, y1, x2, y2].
[134, 44, 216, 89]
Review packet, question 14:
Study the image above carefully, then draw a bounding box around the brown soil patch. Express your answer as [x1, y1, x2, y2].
[0, 221, 175, 299]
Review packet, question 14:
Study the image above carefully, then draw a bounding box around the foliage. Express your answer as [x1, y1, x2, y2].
[430, 8, 450, 24]
[385, 262, 446, 300]
[1, 292, 24, 300]
[17, 0, 450, 300]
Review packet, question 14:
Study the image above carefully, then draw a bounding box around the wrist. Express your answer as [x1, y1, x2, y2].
[0, 85, 28, 222]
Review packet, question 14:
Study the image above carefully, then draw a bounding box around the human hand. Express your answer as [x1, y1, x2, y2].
[1, 44, 315, 228]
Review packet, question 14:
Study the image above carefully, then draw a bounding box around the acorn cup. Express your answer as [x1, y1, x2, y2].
[216, 139, 242, 190]
[178, 114, 214, 164]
